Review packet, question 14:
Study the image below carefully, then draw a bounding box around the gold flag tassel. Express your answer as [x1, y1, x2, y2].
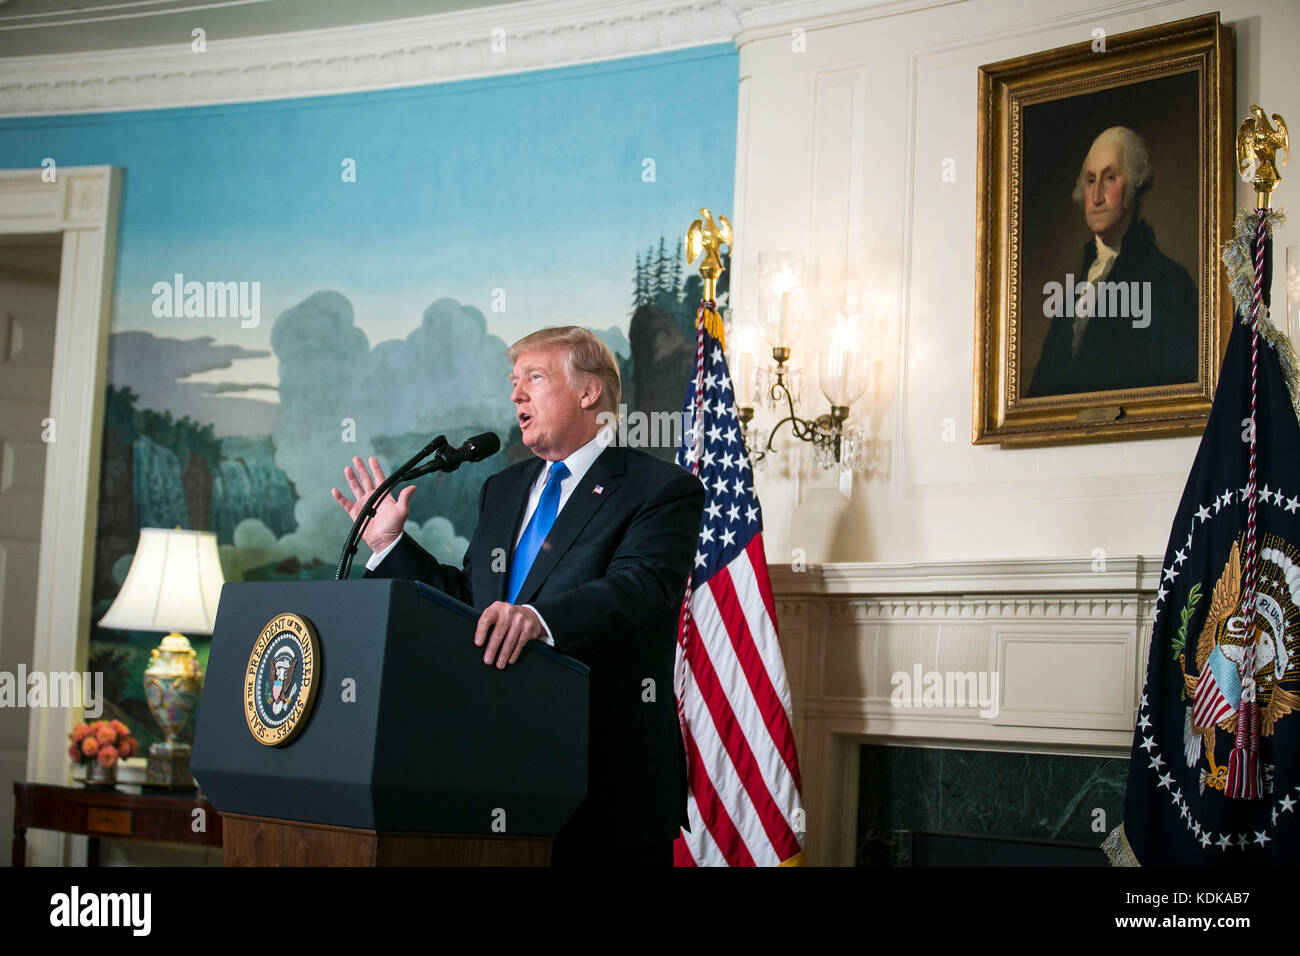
[697, 301, 726, 348]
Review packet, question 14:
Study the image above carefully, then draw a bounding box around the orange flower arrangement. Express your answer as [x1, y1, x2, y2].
[67, 720, 137, 769]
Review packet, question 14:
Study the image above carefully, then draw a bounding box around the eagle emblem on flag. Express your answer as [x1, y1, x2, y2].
[1177, 534, 1300, 794]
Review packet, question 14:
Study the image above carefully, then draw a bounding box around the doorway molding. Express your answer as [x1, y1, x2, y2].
[0, 166, 120, 865]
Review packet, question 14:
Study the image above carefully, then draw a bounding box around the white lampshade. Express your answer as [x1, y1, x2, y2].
[98, 528, 226, 635]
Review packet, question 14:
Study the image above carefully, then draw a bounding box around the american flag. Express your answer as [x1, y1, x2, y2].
[1191, 647, 1239, 732]
[672, 308, 805, 867]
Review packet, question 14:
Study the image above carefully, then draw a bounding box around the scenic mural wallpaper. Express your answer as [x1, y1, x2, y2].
[0, 45, 737, 749]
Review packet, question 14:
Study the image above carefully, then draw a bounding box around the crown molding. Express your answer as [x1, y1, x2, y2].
[0, 0, 740, 118]
[0, 0, 981, 117]
[730, 0, 966, 47]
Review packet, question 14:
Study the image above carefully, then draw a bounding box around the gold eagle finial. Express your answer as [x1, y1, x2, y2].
[686, 208, 732, 302]
[1237, 105, 1289, 207]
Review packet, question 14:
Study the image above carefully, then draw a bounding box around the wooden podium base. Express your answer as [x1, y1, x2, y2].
[221, 813, 553, 866]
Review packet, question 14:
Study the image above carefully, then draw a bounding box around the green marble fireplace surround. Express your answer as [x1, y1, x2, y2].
[856, 744, 1130, 865]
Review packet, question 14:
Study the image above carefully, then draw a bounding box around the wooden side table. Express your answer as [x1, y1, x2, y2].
[12, 782, 223, 866]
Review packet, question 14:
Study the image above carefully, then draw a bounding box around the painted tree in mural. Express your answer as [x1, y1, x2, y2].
[631, 234, 728, 345]
[627, 234, 730, 460]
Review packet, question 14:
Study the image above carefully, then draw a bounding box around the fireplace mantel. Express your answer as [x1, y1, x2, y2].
[767, 555, 1160, 866]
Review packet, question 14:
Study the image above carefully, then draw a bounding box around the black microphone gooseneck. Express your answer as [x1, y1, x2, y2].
[334, 434, 449, 580]
[404, 431, 502, 479]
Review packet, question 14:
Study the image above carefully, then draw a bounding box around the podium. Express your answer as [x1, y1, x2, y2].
[190, 579, 589, 866]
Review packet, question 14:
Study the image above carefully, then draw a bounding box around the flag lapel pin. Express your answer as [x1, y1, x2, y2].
[593, 485, 604, 495]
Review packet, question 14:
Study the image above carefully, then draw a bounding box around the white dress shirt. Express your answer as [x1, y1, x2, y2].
[1071, 235, 1121, 358]
[365, 425, 613, 647]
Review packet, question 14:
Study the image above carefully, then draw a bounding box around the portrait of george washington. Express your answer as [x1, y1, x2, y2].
[1018, 73, 1202, 400]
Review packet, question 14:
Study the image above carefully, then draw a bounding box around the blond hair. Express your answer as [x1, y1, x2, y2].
[507, 326, 621, 415]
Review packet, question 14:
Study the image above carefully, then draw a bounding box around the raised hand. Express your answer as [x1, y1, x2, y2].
[330, 456, 415, 555]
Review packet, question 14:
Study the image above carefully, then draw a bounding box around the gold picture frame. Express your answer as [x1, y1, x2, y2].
[973, 13, 1234, 446]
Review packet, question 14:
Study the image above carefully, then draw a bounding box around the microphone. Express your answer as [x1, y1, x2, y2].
[405, 432, 501, 478]
[334, 432, 501, 580]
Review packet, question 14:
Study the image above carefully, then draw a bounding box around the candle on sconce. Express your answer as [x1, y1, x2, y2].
[818, 310, 869, 410]
[730, 305, 761, 408]
[758, 250, 806, 353]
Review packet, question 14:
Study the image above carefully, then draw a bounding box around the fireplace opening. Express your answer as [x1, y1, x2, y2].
[856, 743, 1127, 866]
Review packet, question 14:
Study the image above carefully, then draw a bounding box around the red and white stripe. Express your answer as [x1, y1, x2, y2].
[1192, 666, 1234, 730]
[674, 536, 805, 866]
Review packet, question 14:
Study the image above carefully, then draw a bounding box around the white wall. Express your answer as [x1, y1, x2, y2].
[734, 0, 1300, 565]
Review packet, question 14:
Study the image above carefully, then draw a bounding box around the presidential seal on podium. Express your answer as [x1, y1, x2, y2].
[245, 612, 320, 746]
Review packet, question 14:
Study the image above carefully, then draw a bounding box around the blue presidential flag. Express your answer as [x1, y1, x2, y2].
[1106, 217, 1300, 864]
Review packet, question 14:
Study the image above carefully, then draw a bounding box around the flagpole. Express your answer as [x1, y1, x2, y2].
[677, 208, 732, 733]
[1226, 105, 1288, 799]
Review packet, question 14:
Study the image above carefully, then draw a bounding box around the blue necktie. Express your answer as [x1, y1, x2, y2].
[507, 461, 570, 603]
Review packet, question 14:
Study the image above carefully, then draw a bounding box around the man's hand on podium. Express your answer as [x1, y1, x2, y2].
[475, 602, 544, 668]
[330, 456, 414, 555]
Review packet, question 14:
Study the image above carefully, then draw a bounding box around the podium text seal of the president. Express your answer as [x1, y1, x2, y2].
[244, 612, 320, 746]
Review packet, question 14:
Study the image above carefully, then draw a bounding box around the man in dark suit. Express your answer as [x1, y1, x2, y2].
[331, 326, 704, 867]
[1027, 126, 1198, 397]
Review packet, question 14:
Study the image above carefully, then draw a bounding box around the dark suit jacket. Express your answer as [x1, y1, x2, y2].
[364, 442, 705, 847]
[1027, 218, 1198, 397]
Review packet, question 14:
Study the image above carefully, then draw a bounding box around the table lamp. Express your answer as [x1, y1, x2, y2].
[98, 528, 225, 787]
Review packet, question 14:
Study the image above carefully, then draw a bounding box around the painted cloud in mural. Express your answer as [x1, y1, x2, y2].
[108, 331, 276, 436]
[269, 290, 517, 565]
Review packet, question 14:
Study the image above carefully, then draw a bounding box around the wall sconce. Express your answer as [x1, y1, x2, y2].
[732, 249, 870, 471]
[813, 309, 870, 469]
